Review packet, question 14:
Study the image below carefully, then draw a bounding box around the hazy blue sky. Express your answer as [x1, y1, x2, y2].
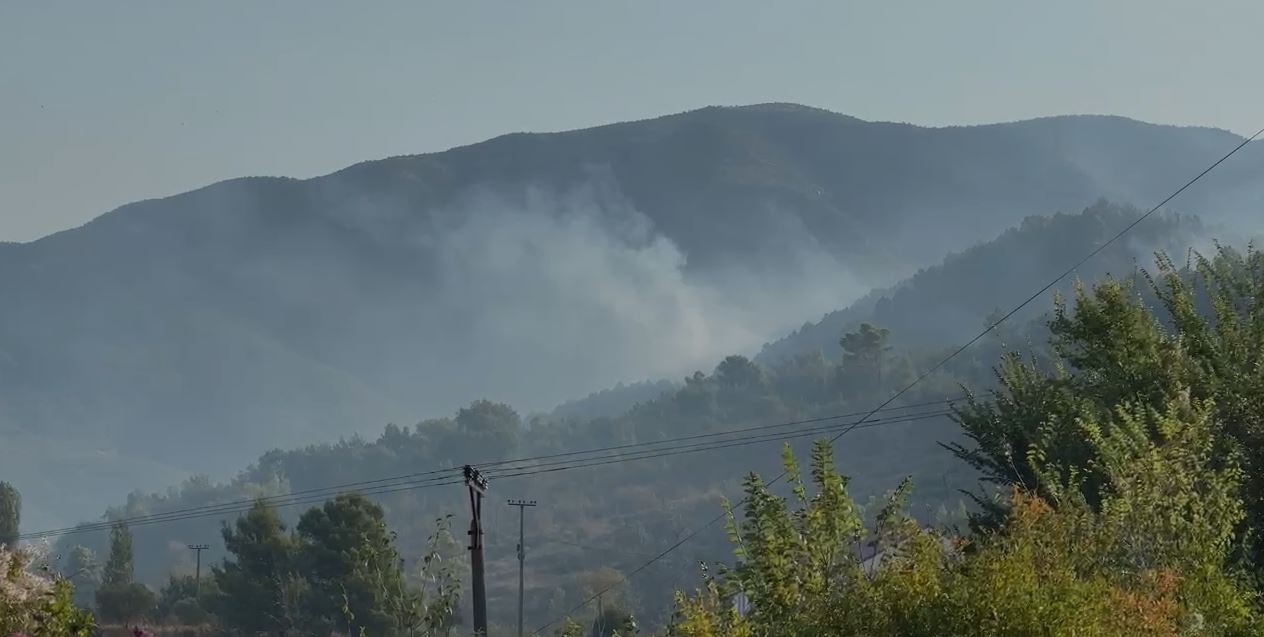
[2, 0, 1260, 241]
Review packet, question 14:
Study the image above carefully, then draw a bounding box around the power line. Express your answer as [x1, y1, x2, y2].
[478, 397, 962, 471]
[23, 408, 953, 541]
[486, 409, 953, 482]
[21, 476, 469, 540]
[530, 125, 1264, 635]
[541, 538, 717, 567]
[21, 399, 957, 540]
[19, 467, 467, 541]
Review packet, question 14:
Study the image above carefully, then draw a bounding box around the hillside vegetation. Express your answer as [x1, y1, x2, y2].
[39, 202, 1236, 632]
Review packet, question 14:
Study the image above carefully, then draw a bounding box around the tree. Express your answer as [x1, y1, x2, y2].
[591, 607, 636, 637]
[212, 499, 301, 635]
[295, 492, 408, 635]
[64, 545, 102, 610]
[839, 323, 891, 394]
[0, 481, 20, 548]
[381, 514, 464, 637]
[1, 546, 96, 637]
[714, 356, 765, 391]
[94, 583, 156, 625]
[157, 574, 213, 625]
[102, 521, 135, 588]
[668, 426, 1257, 637]
[951, 246, 1264, 567]
[95, 521, 155, 623]
[455, 400, 522, 459]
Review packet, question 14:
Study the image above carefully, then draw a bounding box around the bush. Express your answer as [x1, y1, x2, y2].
[0, 546, 96, 637]
[95, 582, 156, 624]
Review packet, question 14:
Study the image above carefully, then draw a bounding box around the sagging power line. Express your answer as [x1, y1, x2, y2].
[21, 402, 958, 541]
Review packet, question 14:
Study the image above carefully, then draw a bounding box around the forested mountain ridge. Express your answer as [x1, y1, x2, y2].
[758, 201, 1215, 363]
[3, 104, 1262, 530]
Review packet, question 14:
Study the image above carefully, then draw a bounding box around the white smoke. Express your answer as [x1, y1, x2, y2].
[351, 179, 869, 415]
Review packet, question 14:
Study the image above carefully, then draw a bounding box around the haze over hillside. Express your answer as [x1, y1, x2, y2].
[3, 103, 1262, 528]
[60, 201, 1232, 630]
[757, 201, 1219, 364]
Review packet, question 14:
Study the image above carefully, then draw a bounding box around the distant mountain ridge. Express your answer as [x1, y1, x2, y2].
[757, 201, 1212, 364]
[2, 103, 1261, 528]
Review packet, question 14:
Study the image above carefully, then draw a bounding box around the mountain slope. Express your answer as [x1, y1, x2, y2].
[757, 201, 1215, 363]
[2, 104, 1261, 527]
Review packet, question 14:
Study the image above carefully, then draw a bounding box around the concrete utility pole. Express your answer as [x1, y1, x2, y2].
[187, 544, 210, 589]
[507, 499, 537, 637]
[463, 466, 489, 636]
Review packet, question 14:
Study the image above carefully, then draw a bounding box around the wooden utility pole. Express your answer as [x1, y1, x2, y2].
[464, 466, 489, 636]
[507, 499, 537, 637]
[187, 544, 210, 589]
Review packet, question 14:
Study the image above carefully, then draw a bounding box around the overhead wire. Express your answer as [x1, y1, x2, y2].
[21, 403, 956, 540]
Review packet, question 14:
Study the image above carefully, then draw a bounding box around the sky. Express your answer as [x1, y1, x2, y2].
[2, 0, 1261, 242]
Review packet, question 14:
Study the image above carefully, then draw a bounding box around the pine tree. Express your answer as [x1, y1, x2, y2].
[296, 493, 408, 635]
[212, 499, 301, 635]
[102, 521, 134, 587]
[95, 521, 155, 622]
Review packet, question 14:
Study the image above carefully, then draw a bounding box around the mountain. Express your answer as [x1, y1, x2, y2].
[3, 104, 1261, 528]
[757, 201, 1216, 364]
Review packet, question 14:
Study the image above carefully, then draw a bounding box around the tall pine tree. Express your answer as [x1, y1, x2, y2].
[212, 499, 303, 635]
[96, 521, 155, 622]
[101, 522, 134, 587]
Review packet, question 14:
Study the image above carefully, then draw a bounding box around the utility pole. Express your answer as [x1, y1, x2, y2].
[507, 499, 537, 637]
[463, 466, 489, 636]
[186, 544, 210, 590]
[597, 591, 606, 636]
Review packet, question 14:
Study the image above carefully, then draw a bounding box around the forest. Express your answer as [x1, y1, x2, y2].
[5, 202, 1264, 635]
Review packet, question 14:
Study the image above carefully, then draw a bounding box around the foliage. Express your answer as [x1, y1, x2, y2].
[670, 422, 1258, 637]
[295, 493, 410, 635]
[839, 322, 891, 394]
[211, 496, 459, 637]
[454, 400, 522, 462]
[72, 321, 970, 630]
[93, 582, 156, 624]
[156, 574, 213, 625]
[101, 522, 135, 588]
[95, 522, 156, 623]
[62, 545, 100, 610]
[590, 606, 636, 637]
[0, 481, 20, 549]
[952, 246, 1264, 566]
[0, 545, 96, 637]
[211, 499, 301, 635]
[383, 514, 463, 637]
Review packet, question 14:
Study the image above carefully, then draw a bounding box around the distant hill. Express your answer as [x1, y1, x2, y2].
[2, 103, 1261, 528]
[757, 201, 1214, 363]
